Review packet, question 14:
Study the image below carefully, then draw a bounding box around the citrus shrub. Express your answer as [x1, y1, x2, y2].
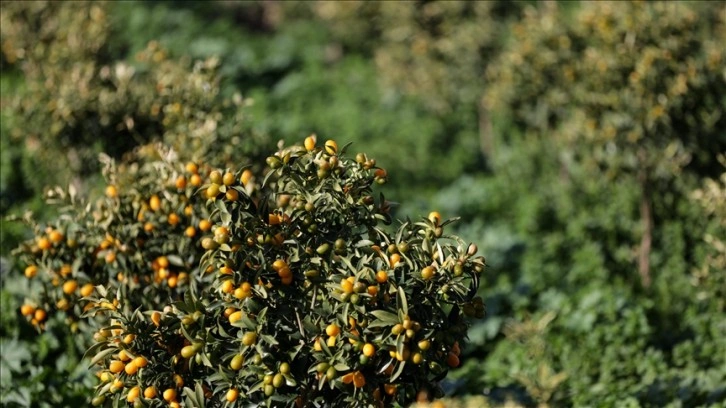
[484, 1, 726, 288]
[84, 137, 485, 407]
[11, 144, 262, 335]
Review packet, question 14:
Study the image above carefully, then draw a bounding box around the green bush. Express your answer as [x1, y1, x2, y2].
[14, 137, 484, 407]
[439, 2, 726, 406]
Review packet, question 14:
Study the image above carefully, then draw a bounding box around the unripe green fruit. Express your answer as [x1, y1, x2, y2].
[326, 366, 338, 381]
[273, 373, 284, 388]
[266, 156, 282, 169]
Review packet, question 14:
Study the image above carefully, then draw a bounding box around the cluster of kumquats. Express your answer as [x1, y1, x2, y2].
[16, 136, 484, 407]
[12, 144, 252, 333]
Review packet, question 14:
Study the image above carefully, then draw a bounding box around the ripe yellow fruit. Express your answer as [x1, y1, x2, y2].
[20, 304, 35, 316]
[340, 279, 354, 294]
[80, 283, 94, 297]
[277, 267, 292, 279]
[173, 374, 184, 388]
[105, 185, 118, 198]
[133, 356, 148, 368]
[60, 264, 72, 277]
[144, 386, 157, 399]
[421, 266, 435, 280]
[163, 388, 177, 402]
[209, 170, 223, 185]
[151, 311, 162, 326]
[326, 323, 340, 337]
[226, 189, 239, 201]
[190, 173, 202, 187]
[186, 162, 199, 174]
[109, 360, 125, 374]
[175, 175, 187, 190]
[229, 311, 243, 324]
[221, 280, 235, 294]
[199, 219, 212, 232]
[185, 226, 196, 238]
[127, 386, 140, 403]
[168, 213, 180, 226]
[342, 372, 355, 384]
[124, 361, 139, 375]
[363, 343, 376, 357]
[33, 308, 47, 322]
[389, 253, 401, 267]
[324, 140, 338, 155]
[149, 195, 161, 211]
[240, 169, 253, 186]
[234, 286, 251, 299]
[272, 259, 287, 271]
[222, 172, 235, 186]
[99, 371, 113, 383]
[38, 236, 52, 250]
[353, 371, 366, 388]
[118, 349, 131, 362]
[24, 265, 38, 279]
[428, 211, 442, 225]
[268, 213, 281, 225]
[206, 184, 220, 199]
[110, 378, 123, 393]
[304, 135, 316, 151]
[62, 280, 78, 295]
[226, 388, 239, 402]
[48, 230, 64, 243]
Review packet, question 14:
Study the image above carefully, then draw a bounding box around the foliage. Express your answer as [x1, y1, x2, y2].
[0, 271, 94, 407]
[439, 2, 726, 406]
[77, 138, 483, 407]
[3, 1, 726, 407]
[0, 1, 267, 253]
[11, 145, 219, 331]
[106, 1, 486, 201]
[485, 1, 726, 211]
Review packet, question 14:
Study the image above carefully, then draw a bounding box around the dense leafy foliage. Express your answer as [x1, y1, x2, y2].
[14, 138, 482, 407]
[2, 1, 725, 407]
[447, 2, 726, 406]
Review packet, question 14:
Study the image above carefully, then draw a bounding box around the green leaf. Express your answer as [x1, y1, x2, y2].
[397, 287, 408, 316]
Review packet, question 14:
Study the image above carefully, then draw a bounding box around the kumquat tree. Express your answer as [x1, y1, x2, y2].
[13, 136, 484, 407]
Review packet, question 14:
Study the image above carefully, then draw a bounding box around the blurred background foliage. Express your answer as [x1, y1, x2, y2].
[1, 1, 725, 406]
